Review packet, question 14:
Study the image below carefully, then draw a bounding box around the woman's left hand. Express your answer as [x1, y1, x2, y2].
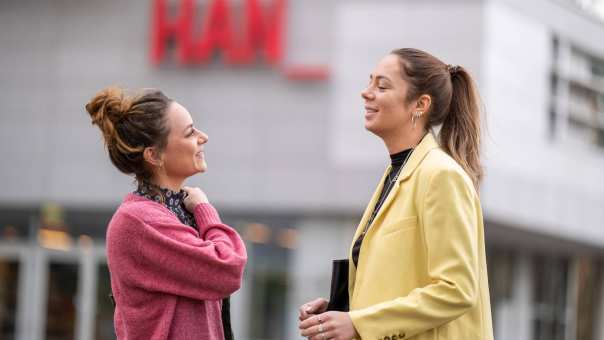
[299, 311, 359, 340]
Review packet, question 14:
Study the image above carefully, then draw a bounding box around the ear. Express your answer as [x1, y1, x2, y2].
[143, 146, 163, 167]
[415, 94, 432, 114]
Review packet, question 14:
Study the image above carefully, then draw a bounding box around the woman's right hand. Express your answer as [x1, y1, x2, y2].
[298, 298, 329, 321]
[182, 186, 209, 212]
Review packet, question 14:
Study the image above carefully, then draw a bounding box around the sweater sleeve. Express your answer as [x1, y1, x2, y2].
[349, 168, 479, 339]
[109, 203, 247, 301]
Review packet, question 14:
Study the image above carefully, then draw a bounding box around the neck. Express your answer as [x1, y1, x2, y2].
[382, 127, 427, 154]
[150, 174, 185, 192]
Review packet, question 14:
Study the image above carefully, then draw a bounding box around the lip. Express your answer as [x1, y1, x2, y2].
[364, 106, 379, 119]
[195, 150, 204, 158]
[364, 106, 379, 113]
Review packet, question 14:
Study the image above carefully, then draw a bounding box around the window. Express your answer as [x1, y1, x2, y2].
[0, 260, 19, 339]
[45, 262, 79, 340]
[486, 247, 516, 335]
[532, 256, 569, 340]
[551, 36, 604, 148]
[225, 216, 298, 340]
[575, 258, 602, 340]
[95, 264, 116, 340]
[560, 0, 604, 21]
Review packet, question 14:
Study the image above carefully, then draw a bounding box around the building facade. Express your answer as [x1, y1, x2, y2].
[0, 0, 603, 339]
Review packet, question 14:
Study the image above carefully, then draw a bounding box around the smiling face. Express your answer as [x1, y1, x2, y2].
[361, 54, 418, 139]
[160, 101, 208, 179]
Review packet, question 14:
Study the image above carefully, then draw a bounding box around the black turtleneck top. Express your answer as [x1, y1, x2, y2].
[133, 181, 234, 340]
[352, 148, 413, 268]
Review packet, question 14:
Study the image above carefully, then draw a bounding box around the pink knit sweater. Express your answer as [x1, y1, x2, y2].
[107, 194, 247, 340]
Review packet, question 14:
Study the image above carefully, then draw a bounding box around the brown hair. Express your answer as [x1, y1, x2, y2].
[85, 86, 172, 183]
[391, 48, 483, 189]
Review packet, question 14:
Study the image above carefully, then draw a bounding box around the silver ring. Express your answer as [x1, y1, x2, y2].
[318, 324, 324, 333]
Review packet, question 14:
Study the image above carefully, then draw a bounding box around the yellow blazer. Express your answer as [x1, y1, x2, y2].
[348, 133, 493, 340]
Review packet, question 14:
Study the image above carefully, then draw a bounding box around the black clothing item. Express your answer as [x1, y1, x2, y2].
[352, 148, 412, 267]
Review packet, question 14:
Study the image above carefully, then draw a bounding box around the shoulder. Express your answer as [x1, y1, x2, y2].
[417, 147, 476, 196]
[117, 194, 177, 224]
[108, 195, 172, 237]
[107, 196, 176, 258]
[421, 147, 463, 173]
[109, 194, 198, 244]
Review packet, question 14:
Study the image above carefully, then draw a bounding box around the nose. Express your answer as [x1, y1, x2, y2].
[361, 86, 374, 101]
[198, 131, 209, 144]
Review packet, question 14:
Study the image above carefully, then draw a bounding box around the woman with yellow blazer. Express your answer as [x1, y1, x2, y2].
[299, 48, 494, 340]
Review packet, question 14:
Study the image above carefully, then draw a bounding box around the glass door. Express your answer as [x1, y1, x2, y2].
[0, 257, 20, 339]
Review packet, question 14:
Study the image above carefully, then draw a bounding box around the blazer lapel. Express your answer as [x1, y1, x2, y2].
[362, 133, 440, 235]
[349, 165, 390, 295]
[351, 165, 391, 249]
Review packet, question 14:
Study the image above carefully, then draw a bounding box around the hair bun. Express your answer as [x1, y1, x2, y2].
[85, 86, 134, 148]
[85, 86, 131, 125]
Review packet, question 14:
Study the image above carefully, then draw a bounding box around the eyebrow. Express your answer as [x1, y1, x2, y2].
[369, 74, 392, 83]
[183, 123, 194, 133]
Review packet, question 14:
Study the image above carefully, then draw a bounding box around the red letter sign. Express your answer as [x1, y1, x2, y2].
[151, 0, 285, 65]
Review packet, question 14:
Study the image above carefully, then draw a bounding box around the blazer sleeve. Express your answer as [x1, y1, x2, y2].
[349, 168, 479, 339]
[108, 203, 247, 301]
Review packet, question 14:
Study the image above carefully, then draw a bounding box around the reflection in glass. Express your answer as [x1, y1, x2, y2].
[46, 263, 78, 340]
[0, 260, 19, 339]
[95, 264, 115, 340]
[247, 235, 290, 340]
[532, 256, 568, 340]
[486, 247, 515, 335]
[575, 258, 602, 340]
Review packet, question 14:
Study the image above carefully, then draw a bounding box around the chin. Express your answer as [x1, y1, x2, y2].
[364, 121, 378, 134]
[197, 162, 208, 173]
[366, 125, 388, 139]
[192, 158, 207, 173]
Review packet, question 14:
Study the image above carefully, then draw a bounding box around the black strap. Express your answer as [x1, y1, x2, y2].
[222, 297, 233, 340]
[109, 293, 116, 307]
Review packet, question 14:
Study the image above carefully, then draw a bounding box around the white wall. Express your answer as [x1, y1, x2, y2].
[481, 0, 604, 247]
[329, 1, 485, 167]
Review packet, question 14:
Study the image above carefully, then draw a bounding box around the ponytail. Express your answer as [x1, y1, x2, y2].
[440, 67, 483, 189]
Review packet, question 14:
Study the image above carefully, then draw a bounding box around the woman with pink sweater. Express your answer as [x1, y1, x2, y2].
[85, 86, 247, 340]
